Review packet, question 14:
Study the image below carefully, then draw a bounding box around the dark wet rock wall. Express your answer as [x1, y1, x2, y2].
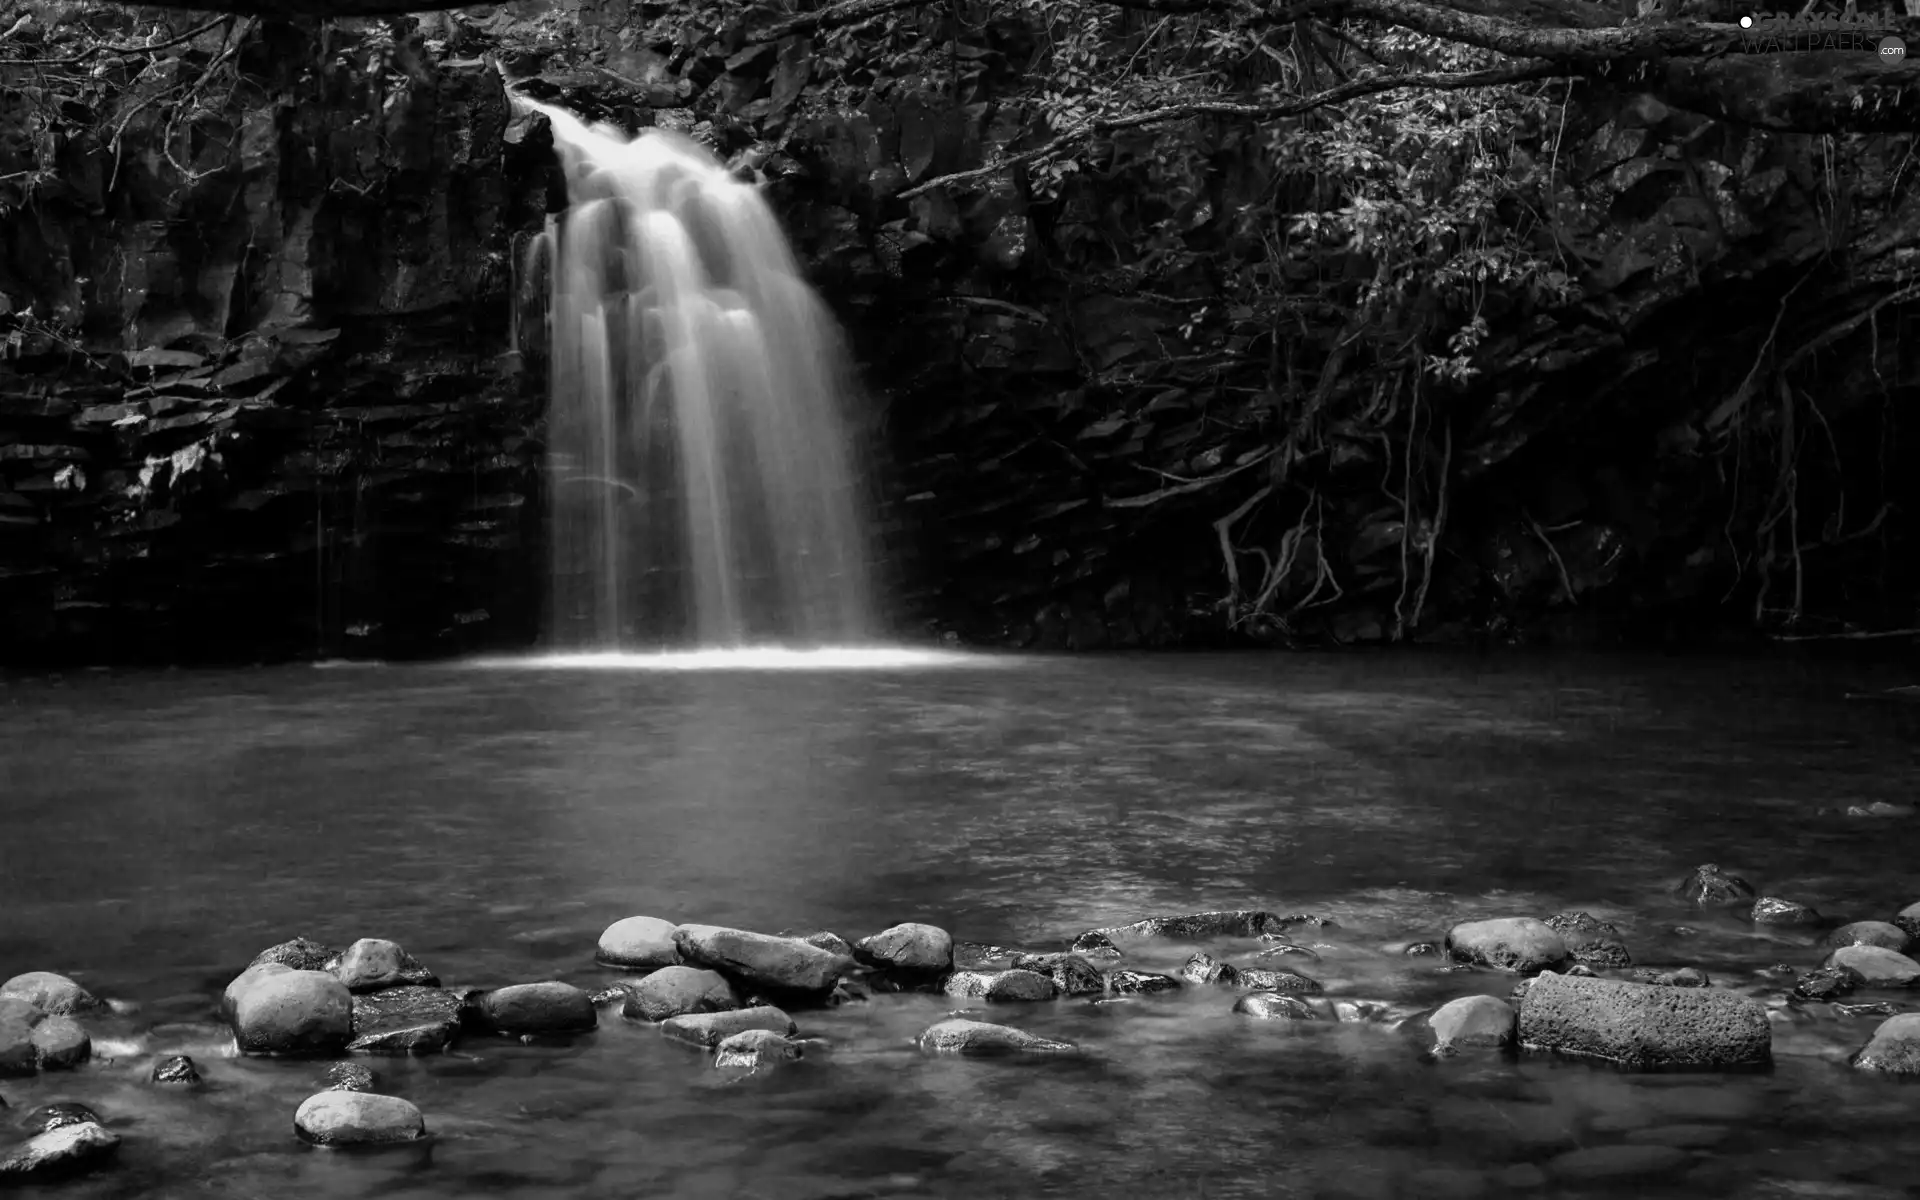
[2, 2, 1916, 662]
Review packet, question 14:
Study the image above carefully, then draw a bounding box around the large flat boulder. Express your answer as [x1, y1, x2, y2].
[672, 925, 852, 994]
[1517, 971, 1770, 1068]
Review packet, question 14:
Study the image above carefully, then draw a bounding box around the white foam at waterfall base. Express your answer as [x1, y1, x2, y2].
[468, 647, 1001, 671]
[519, 96, 880, 651]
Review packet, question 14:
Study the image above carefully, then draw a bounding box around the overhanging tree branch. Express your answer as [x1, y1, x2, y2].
[898, 58, 1571, 199]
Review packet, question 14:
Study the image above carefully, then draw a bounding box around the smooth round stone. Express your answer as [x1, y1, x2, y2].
[914, 1018, 1075, 1056]
[478, 982, 596, 1035]
[1427, 995, 1516, 1052]
[1750, 896, 1822, 927]
[621, 966, 738, 1023]
[1825, 945, 1920, 987]
[293, 1090, 426, 1146]
[942, 969, 1057, 1002]
[29, 1017, 90, 1070]
[1444, 918, 1571, 974]
[1893, 900, 1920, 940]
[0, 973, 100, 1017]
[1547, 1144, 1689, 1182]
[224, 965, 352, 1055]
[596, 916, 682, 969]
[325, 939, 436, 992]
[1824, 921, 1912, 953]
[0, 1121, 119, 1178]
[855, 923, 954, 973]
[1850, 1012, 1920, 1074]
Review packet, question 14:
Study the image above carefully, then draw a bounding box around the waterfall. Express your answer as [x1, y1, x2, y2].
[521, 99, 878, 650]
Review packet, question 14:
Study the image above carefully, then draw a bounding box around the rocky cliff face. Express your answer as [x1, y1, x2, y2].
[0, 14, 554, 663]
[1, 3, 1914, 664]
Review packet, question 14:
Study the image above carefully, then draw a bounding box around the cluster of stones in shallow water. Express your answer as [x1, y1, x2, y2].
[2, 867, 1918, 1181]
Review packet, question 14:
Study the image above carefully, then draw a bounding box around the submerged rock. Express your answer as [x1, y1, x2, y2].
[0, 1121, 119, 1179]
[1104, 970, 1181, 996]
[1066, 931, 1123, 960]
[348, 986, 463, 1054]
[1635, 967, 1711, 988]
[1010, 953, 1106, 997]
[854, 923, 954, 973]
[1543, 912, 1633, 967]
[1671, 863, 1756, 908]
[673, 925, 853, 995]
[954, 942, 1025, 969]
[1517, 971, 1770, 1068]
[1239, 968, 1324, 995]
[472, 982, 596, 1035]
[1849, 1012, 1920, 1075]
[713, 1028, 804, 1069]
[323, 1062, 376, 1093]
[325, 939, 437, 992]
[1086, 910, 1280, 943]
[23, 1102, 100, 1134]
[223, 964, 352, 1056]
[1823, 921, 1912, 953]
[915, 1018, 1076, 1056]
[1445, 918, 1571, 974]
[660, 1005, 796, 1049]
[1547, 1143, 1688, 1182]
[1823, 945, 1920, 987]
[249, 938, 338, 972]
[1233, 992, 1320, 1021]
[150, 1055, 201, 1085]
[293, 1091, 426, 1146]
[621, 966, 739, 1023]
[801, 932, 856, 958]
[1750, 896, 1822, 927]
[943, 969, 1057, 1002]
[1253, 941, 1323, 963]
[1427, 995, 1518, 1054]
[1178, 952, 1238, 985]
[596, 916, 682, 969]
[1793, 967, 1858, 1001]
[0, 973, 101, 1017]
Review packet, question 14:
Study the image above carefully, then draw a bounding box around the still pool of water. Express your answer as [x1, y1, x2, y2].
[1, 649, 1916, 1199]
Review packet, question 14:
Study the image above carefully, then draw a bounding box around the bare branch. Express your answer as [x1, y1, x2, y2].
[900, 59, 1568, 199]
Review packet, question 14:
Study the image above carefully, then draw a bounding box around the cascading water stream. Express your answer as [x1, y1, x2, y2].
[517, 98, 878, 651]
